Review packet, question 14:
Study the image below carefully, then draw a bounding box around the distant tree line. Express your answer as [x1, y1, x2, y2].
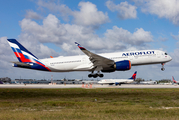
[135, 78, 172, 84]
[157, 79, 172, 83]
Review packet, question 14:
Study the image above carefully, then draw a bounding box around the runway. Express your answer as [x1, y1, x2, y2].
[0, 84, 179, 88]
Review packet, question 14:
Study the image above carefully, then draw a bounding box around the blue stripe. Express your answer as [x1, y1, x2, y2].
[31, 63, 49, 71]
[12, 47, 22, 53]
[17, 57, 22, 62]
[11, 47, 16, 52]
[16, 48, 22, 53]
[34, 59, 44, 65]
[24, 55, 29, 59]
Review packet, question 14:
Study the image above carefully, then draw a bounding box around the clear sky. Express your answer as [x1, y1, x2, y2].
[0, 0, 179, 80]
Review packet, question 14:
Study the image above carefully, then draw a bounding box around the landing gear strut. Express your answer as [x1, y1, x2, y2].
[161, 63, 165, 71]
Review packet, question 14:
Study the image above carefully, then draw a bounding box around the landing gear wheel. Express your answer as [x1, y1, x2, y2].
[99, 74, 104, 78]
[88, 72, 104, 78]
[93, 74, 98, 78]
[88, 74, 92, 78]
[161, 63, 165, 71]
[161, 68, 165, 71]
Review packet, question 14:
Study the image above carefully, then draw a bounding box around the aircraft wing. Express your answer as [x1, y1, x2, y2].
[75, 42, 114, 71]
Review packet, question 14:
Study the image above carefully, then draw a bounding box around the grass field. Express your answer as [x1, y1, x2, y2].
[0, 88, 179, 120]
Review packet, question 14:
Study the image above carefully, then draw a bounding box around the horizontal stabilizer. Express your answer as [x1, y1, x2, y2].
[11, 61, 31, 69]
[11, 61, 31, 67]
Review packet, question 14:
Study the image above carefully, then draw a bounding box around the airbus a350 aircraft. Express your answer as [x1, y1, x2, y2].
[98, 71, 137, 85]
[7, 39, 172, 78]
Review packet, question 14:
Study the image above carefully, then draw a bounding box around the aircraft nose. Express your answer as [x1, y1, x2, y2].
[168, 55, 172, 61]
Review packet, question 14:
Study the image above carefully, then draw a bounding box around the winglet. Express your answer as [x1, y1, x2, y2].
[75, 42, 86, 50]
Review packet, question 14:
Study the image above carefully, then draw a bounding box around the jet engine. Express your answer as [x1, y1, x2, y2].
[114, 60, 131, 71]
[101, 60, 131, 72]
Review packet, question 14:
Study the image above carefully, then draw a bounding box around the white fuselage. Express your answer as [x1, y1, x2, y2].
[98, 79, 134, 84]
[140, 81, 157, 85]
[40, 50, 172, 72]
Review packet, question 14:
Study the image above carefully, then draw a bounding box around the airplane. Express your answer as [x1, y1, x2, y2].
[98, 71, 137, 86]
[139, 81, 157, 85]
[172, 76, 179, 85]
[7, 39, 172, 78]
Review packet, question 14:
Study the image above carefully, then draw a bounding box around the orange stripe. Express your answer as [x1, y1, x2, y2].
[129, 60, 131, 70]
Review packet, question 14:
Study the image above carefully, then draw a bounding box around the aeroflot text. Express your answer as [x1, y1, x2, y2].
[122, 51, 155, 56]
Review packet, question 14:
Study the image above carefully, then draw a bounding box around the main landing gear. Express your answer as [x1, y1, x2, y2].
[88, 71, 104, 78]
[161, 63, 165, 71]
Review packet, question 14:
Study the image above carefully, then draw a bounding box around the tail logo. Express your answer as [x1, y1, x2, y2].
[7, 39, 51, 71]
[130, 71, 137, 80]
[172, 76, 177, 83]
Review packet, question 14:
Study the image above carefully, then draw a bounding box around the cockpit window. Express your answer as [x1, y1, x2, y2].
[165, 53, 167, 55]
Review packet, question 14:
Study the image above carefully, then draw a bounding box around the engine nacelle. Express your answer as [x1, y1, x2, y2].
[114, 60, 131, 71]
[115, 82, 120, 86]
[101, 60, 131, 73]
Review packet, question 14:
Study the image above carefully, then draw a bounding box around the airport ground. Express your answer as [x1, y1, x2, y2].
[0, 84, 179, 88]
[0, 86, 179, 119]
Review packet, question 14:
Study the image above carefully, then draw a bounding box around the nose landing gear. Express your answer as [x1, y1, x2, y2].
[161, 63, 165, 71]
